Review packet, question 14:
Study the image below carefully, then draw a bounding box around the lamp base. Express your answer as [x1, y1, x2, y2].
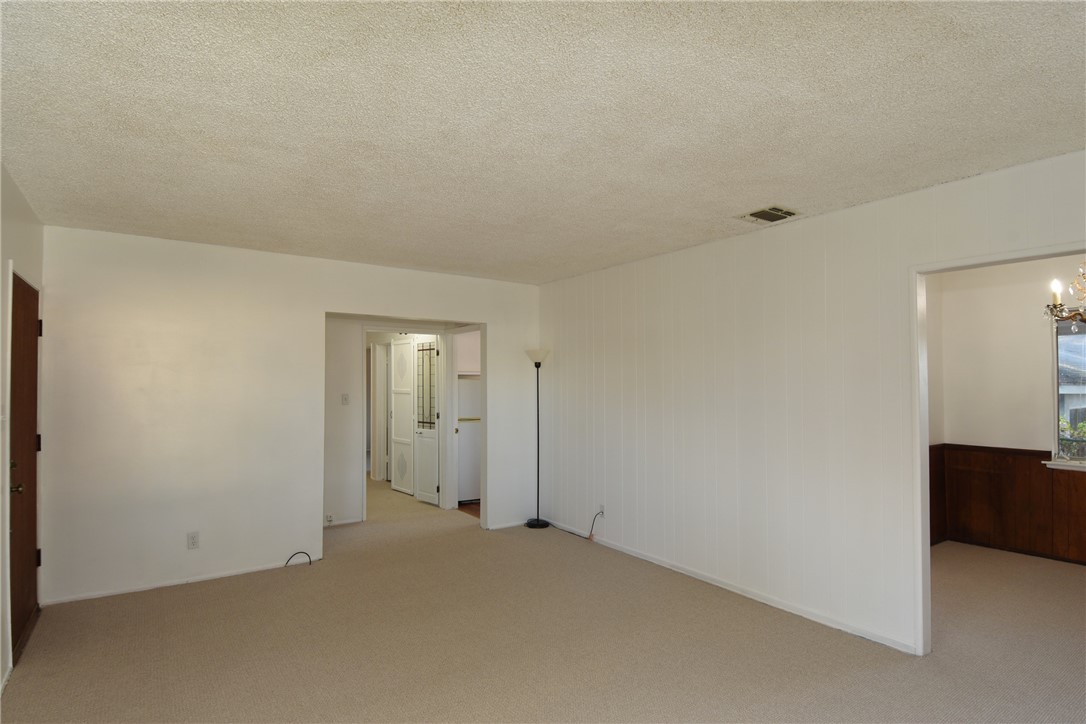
[525, 518, 550, 529]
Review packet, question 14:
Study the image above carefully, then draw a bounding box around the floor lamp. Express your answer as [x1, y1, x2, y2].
[525, 348, 549, 528]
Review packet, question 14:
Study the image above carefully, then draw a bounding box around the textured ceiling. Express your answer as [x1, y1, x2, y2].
[2, 2, 1084, 284]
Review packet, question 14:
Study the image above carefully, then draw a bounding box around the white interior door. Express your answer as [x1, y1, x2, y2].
[373, 342, 389, 482]
[390, 337, 414, 494]
[414, 335, 440, 505]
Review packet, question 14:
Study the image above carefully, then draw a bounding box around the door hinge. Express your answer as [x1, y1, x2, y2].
[36, 549, 41, 567]
[35, 434, 41, 452]
[436, 412, 440, 420]
[37, 319, 43, 337]
[437, 485, 440, 493]
[436, 349, 440, 356]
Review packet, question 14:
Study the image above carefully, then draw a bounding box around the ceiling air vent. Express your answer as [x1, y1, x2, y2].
[738, 206, 799, 225]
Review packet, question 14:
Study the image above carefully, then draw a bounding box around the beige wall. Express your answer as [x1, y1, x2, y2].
[39, 227, 538, 604]
[324, 317, 366, 525]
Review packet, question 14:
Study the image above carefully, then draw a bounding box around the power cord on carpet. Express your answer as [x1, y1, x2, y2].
[554, 511, 605, 542]
[284, 551, 312, 566]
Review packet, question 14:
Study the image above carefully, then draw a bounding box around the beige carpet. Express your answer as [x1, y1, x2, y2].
[2, 478, 1083, 723]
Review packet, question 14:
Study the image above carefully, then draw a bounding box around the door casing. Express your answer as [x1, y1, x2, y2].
[350, 319, 486, 527]
[371, 342, 390, 483]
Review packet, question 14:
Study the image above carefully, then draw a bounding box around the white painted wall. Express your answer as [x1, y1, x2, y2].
[39, 227, 538, 604]
[455, 329, 481, 375]
[926, 274, 945, 445]
[929, 254, 1079, 451]
[324, 316, 365, 525]
[540, 151, 1086, 654]
[369, 338, 390, 482]
[365, 346, 371, 457]
[0, 166, 44, 686]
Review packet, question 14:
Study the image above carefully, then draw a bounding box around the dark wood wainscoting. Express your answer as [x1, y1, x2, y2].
[1053, 470, 1086, 562]
[930, 444, 947, 545]
[929, 444, 1085, 565]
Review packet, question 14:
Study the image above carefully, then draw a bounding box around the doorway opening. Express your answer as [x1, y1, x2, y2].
[323, 314, 487, 531]
[914, 246, 1084, 655]
[452, 329, 483, 519]
[377, 332, 440, 504]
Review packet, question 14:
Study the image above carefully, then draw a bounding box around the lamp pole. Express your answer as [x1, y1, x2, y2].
[526, 350, 549, 528]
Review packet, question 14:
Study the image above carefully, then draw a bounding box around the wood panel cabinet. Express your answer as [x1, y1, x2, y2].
[951, 471, 995, 544]
[1053, 470, 1086, 562]
[933, 445, 1077, 564]
[1023, 458, 1054, 556]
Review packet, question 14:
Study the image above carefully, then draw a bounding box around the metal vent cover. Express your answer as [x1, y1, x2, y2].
[737, 206, 800, 225]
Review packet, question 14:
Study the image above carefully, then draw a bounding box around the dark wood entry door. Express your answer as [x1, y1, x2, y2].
[10, 273, 39, 663]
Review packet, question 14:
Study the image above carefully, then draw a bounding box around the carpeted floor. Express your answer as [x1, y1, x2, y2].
[1, 477, 1083, 723]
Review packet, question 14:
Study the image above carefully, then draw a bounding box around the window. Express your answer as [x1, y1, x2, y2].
[1055, 319, 1086, 459]
[417, 342, 437, 429]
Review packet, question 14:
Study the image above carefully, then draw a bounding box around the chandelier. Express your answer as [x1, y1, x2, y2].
[1045, 260, 1086, 330]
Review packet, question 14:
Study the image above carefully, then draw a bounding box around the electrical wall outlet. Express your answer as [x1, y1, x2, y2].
[325, 514, 333, 525]
[599, 504, 605, 517]
[186, 531, 199, 550]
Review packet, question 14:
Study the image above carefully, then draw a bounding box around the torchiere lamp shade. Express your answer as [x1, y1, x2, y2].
[526, 348, 549, 365]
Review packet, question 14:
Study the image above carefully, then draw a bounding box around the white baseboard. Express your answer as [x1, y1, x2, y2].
[548, 520, 590, 538]
[325, 517, 362, 527]
[490, 519, 592, 537]
[486, 519, 530, 531]
[490, 518, 589, 533]
[591, 535, 919, 656]
[40, 557, 323, 606]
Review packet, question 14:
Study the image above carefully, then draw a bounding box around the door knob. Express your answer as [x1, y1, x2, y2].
[10, 484, 24, 494]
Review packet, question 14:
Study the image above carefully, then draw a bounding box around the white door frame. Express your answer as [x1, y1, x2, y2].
[370, 341, 390, 484]
[356, 320, 486, 526]
[909, 241, 1081, 656]
[446, 332, 460, 509]
[444, 324, 485, 525]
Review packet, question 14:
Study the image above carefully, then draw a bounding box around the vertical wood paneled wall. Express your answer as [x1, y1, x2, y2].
[539, 152, 1085, 653]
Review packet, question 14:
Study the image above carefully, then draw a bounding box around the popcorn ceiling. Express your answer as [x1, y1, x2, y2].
[2, 2, 1083, 284]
